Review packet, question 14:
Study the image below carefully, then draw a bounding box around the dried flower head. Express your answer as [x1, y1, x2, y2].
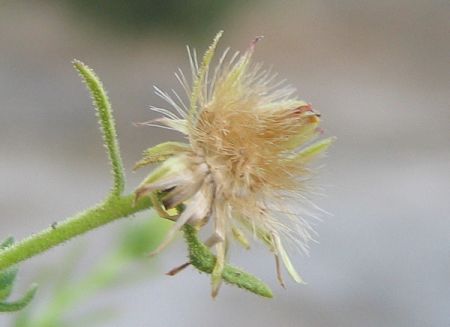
[135, 31, 334, 297]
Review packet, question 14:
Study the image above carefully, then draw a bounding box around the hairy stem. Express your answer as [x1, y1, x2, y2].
[0, 195, 152, 272]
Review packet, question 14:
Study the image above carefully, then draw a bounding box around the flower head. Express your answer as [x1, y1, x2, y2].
[135, 31, 334, 296]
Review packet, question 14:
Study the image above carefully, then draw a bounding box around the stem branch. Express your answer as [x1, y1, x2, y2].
[0, 195, 151, 271]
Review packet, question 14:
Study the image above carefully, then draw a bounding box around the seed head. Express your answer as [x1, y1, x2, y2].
[135, 31, 334, 296]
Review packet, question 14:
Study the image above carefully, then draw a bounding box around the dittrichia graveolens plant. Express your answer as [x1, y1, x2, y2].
[0, 32, 334, 312]
[134, 31, 335, 297]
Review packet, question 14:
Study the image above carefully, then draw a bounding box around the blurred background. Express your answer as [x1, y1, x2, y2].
[1, 0, 449, 326]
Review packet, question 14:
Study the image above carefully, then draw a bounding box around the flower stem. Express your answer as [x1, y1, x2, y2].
[0, 195, 152, 272]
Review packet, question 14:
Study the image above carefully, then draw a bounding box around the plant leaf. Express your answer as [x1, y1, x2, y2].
[0, 237, 14, 250]
[0, 237, 38, 313]
[183, 224, 273, 298]
[0, 267, 18, 301]
[73, 59, 125, 197]
[0, 284, 38, 313]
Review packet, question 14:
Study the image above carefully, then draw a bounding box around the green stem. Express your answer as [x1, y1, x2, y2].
[0, 194, 272, 298]
[73, 60, 125, 197]
[0, 195, 151, 272]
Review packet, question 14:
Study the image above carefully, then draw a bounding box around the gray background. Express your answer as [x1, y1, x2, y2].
[1, 1, 449, 326]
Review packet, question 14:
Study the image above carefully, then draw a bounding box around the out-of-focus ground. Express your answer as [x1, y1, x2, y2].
[1, 1, 449, 326]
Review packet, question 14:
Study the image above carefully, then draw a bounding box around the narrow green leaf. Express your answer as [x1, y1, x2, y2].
[0, 267, 18, 301]
[0, 237, 18, 301]
[0, 237, 14, 250]
[183, 225, 273, 298]
[0, 284, 38, 313]
[73, 59, 125, 197]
